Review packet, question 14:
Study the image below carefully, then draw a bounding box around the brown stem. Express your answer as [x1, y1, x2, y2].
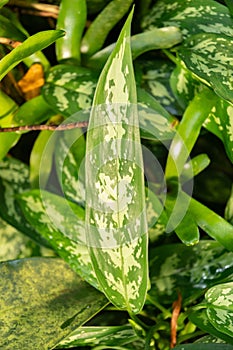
[0, 37, 21, 48]
[170, 292, 182, 348]
[8, 0, 59, 18]
[0, 121, 88, 132]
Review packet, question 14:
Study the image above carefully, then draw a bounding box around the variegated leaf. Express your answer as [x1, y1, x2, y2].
[42, 64, 98, 117]
[17, 189, 100, 290]
[56, 325, 138, 348]
[205, 283, 233, 338]
[85, 10, 149, 313]
[178, 33, 233, 105]
[55, 127, 86, 205]
[141, 0, 233, 39]
[0, 157, 49, 247]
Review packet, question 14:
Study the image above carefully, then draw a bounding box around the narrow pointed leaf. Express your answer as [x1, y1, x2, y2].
[85, 10, 149, 313]
[0, 29, 64, 80]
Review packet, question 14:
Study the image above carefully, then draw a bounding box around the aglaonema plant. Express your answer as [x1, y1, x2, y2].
[1, 0, 233, 349]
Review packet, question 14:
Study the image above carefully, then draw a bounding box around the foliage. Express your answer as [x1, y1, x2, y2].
[0, 0, 233, 349]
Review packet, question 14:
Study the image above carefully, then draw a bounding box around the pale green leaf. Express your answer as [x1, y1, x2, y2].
[0, 29, 64, 80]
[0, 257, 107, 350]
[85, 9, 149, 313]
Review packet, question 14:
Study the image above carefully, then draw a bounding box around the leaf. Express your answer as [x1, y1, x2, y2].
[149, 240, 233, 304]
[141, 0, 233, 39]
[189, 195, 233, 251]
[0, 257, 107, 350]
[139, 58, 182, 115]
[42, 64, 98, 116]
[205, 282, 233, 338]
[0, 217, 54, 262]
[86, 26, 182, 69]
[81, 0, 133, 56]
[189, 309, 233, 345]
[0, 29, 64, 80]
[0, 0, 9, 8]
[178, 33, 233, 105]
[18, 189, 100, 290]
[170, 63, 204, 110]
[30, 130, 57, 189]
[0, 157, 49, 247]
[0, 13, 27, 41]
[54, 127, 86, 204]
[85, 9, 149, 313]
[225, 185, 233, 225]
[173, 344, 233, 349]
[13, 95, 54, 125]
[56, 325, 138, 348]
[181, 154, 210, 183]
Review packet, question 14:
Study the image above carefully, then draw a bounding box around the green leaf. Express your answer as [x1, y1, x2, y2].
[0, 0, 8, 8]
[0, 29, 64, 80]
[189, 195, 233, 251]
[141, 0, 233, 39]
[170, 63, 204, 110]
[173, 345, 233, 349]
[149, 240, 233, 304]
[0, 217, 54, 262]
[86, 26, 182, 69]
[81, 0, 133, 56]
[42, 64, 98, 116]
[181, 154, 210, 183]
[56, 325, 138, 348]
[205, 282, 233, 338]
[30, 130, 57, 189]
[0, 157, 49, 247]
[0, 14, 27, 41]
[13, 95, 54, 126]
[139, 58, 182, 115]
[0, 257, 107, 350]
[178, 33, 233, 105]
[18, 189, 100, 290]
[189, 309, 233, 345]
[55, 127, 86, 204]
[225, 185, 233, 225]
[174, 210, 199, 246]
[0, 90, 20, 160]
[85, 9, 149, 313]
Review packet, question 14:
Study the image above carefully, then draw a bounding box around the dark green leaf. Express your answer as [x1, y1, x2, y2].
[0, 157, 49, 247]
[0, 257, 107, 350]
[189, 309, 233, 345]
[142, 0, 233, 39]
[149, 240, 233, 304]
[173, 344, 233, 349]
[178, 33, 233, 105]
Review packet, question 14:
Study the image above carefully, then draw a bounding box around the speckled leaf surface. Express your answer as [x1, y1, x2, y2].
[178, 33, 233, 105]
[42, 64, 98, 117]
[205, 282, 233, 338]
[201, 90, 233, 163]
[141, 0, 233, 39]
[55, 128, 86, 204]
[139, 59, 182, 115]
[0, 257, 107, 350]
[170, 63, 204, 110]
[0, 217, 54, 262]
[85, 10, 149, 313]
[189, 309, 233, 345]
[56, 325, 138, 348]
[18, 189, 99, 290]
[149, 241, 233, 304]
[0, 157, 48, 247]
